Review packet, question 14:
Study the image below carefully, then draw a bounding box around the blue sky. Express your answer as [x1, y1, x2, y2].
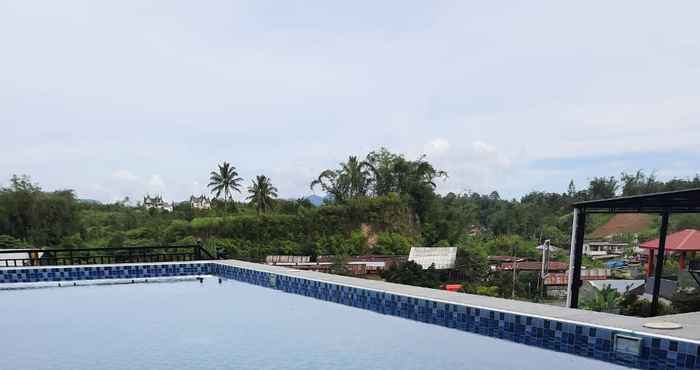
[1, 1, 699, 202]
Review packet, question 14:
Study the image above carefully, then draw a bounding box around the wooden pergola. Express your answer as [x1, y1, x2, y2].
[566, 188, 700, 316]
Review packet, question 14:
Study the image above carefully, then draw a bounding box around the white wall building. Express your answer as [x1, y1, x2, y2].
[190, 195, 211, 210]
[583, 241, 627, 259]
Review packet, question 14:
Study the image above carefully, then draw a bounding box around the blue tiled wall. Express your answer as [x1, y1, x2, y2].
[0, 263, 210, 283]
[1, 261, 698, 370]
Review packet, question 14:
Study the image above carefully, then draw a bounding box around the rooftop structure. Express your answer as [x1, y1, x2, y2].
[640, 229, 700, 275]
[408, 247, 457, 270]
[568, 187, 700, 316]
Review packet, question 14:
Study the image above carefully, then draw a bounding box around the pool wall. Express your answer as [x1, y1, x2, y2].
[0, 262, 210, 283]
[2, 261, 698, 370]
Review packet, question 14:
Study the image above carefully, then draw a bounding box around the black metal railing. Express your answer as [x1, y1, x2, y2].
[690, 260, 700, 272]
[0, 244, 217, 267]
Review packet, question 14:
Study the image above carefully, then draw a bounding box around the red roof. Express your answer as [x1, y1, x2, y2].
[640, 229, 700, 251]
[498, 261, 568, 271]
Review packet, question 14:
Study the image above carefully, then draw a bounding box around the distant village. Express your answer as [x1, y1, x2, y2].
[261, 213, 700, 306]
[142, 194, 212, 212]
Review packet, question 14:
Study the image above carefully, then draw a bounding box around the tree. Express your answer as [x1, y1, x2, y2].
[0, 234, 20, 248]
[588, 176, 618, 200]
[582, 285, 621, 312]
[567, 180, 576, 198]
[310, 156, 371, 202]
[246, 175, 278, 214]
[381, 261, 441, 288]
[208, 162, 243, 206]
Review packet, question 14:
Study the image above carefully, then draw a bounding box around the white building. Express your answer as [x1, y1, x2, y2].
[408, 247, 457, 270]
[190, 195, 211, 210]
[143, 195, 173, 212]
[583, 241, 627, 259]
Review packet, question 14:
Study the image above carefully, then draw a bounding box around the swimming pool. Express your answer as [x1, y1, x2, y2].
[2, 276, 630, 370]
[1, 261, 698, 370]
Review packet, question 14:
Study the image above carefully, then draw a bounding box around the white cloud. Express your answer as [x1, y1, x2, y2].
[147, 174, 166, 195]
[472, 141, 512, 169]
[424, 138, 450, 156]
[111, 169, 138, 181]
[2, 1, 699, 201]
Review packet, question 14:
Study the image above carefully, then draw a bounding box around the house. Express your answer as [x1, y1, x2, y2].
[582, 241, 627, 259]
[190, 195, 211, 210]
[143, 195, 173, 212]
[544, 268, 612, 297]
[496, 261, 568, 272]
[265, 255, 311, 265]
[640, 229, 700, 275]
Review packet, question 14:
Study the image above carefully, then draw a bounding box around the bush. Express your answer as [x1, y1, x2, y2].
[0, 234, 21, 248]
[475, 286, 500, 297]
[381, 261, 441, 288]
[620, 293, 673, 317]
[671, 290, 700, 313]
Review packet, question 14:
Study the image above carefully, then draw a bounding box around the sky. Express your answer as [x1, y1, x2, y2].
[1, 1, 699, 203]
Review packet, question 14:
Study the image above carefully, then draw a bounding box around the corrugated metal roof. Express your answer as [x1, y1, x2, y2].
[588, 279, 645, 294]
[408, 247, 457, 270]
[640, 229, 700, 251]
[498, 261, 568, 271]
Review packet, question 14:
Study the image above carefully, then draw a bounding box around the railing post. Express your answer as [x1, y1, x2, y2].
[651, 211, 670, 316]
[567, 207, 586, 308]
[195, 242, 203, 260]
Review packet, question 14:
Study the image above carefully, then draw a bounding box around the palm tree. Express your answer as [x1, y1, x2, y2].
[310, 156, 371, 202]
[247, 175, 278, 213]
[341, 156, 371, 198]
[582, 285, 621, 313]
[208, 162, 243, 206]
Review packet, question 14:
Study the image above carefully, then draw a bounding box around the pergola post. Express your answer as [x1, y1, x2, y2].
[566, 207, 586, 308]
[650, 211, 670, 316]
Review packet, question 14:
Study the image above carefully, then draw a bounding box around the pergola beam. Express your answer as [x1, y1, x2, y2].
[565, 188, 700, 314]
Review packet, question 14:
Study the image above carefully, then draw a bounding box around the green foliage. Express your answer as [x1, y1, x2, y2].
[671, 290, 700, 314]
[620, 292, 672, 317]
[329, 254, 352, 276]
[0, 234, 21, 248]
[246, 175, 278, 214]
[208, 162, 243, 205]
[373, 232, 411, 255]
[476, 286, 500, 297]
[455, 242, 489, 289]
[582, 285, 621, 312]
[0, 175, 79, 246]
[381, 261, 441, 288]
[588, 177, 618, 200]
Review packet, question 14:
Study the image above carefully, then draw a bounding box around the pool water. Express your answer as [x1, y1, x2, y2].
[1, 277, 629, 370]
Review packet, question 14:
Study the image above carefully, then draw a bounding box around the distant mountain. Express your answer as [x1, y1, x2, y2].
[305, 195, 326, 207]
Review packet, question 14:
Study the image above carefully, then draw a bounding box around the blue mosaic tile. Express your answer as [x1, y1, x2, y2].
[0, 263, 211, 283]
